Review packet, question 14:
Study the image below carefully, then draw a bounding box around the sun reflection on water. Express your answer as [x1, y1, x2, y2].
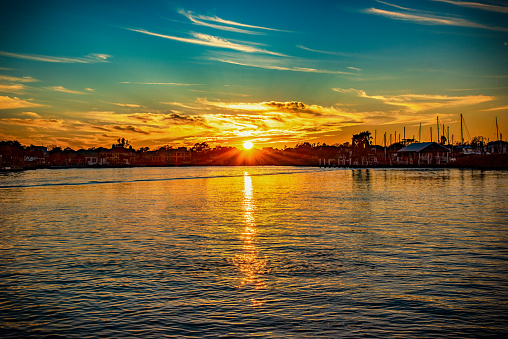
[232, 172, 267, 306]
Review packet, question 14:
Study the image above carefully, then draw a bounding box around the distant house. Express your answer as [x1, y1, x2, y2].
[156, 147, 191, 165]
[80, 150, 99, 166]
[397, 142, 451, 165]
[487, 140, 508, 154]
[24, 145, 48, 165]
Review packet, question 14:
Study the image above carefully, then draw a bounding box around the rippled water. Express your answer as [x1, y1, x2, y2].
[1, 167, 507, 338]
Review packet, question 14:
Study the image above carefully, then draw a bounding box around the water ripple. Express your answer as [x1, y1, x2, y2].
[1, 168, 507, 338]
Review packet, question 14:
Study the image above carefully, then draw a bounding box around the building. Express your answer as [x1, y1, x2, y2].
[397, 142, 451, 165]
[146, 147, 191, 165]
[487, 140, 508, 154]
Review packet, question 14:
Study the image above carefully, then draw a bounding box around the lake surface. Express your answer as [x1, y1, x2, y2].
[1, 167, 507, 338]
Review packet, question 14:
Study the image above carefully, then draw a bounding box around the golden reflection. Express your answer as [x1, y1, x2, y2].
[232, 172, 267, 304]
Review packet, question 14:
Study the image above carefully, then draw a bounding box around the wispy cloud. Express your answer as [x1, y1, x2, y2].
[482, 105, 508, 111]
[47, 86, 88, 94]
[333, 87, 494, 112]
[109, 102, 143, 108]
[0, 51, 112, 63]
[364, 5, 508, 31]
[19, 112, 42, 118]
[432, 0, 508, 14]
[112, 125, 150, 135]
[127, 28, 286, 56]
[0, 117, 63, 127]
[0, 95, 44, 109]
[178, 9, 287, 35]
[0, 84, 25, 93]
[296, 45, 350, 56]
[214, 58, 353, 74]
[0, 75, 39, 82]
[119, 81, 202, 86]
[160, 102, 202, 110]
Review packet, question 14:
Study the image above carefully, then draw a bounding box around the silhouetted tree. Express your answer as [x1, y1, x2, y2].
[113, 138, 131, 149]
[352, 131, 372, 158]
[192, 142, 209, 152]
[295, 142, 312, 149]
[0, 140, 24, 166]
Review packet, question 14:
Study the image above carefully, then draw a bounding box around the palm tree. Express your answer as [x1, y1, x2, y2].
[352, 131, 372, 156]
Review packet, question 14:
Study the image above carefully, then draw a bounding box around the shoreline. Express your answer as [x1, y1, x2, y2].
[2, 163, 507, 172]
[2, 153, 507, 172]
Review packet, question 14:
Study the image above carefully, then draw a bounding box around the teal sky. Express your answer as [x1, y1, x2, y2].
[1, 0, 507, 149]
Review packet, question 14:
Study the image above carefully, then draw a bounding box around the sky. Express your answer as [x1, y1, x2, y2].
[0, 0, 507, 150]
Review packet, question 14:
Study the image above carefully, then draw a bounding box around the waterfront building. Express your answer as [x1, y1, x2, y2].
[397, 142, 451, 165]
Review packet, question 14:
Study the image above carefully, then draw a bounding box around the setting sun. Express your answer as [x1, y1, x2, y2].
[243, 141, 254, 150]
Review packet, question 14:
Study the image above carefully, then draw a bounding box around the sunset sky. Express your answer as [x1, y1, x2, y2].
[1, 0, 507, 149]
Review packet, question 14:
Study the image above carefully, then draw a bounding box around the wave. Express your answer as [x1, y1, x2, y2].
[0, 167, 323, 189]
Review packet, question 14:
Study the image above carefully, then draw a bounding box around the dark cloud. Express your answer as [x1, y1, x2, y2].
[263, 101, 323, 116]
[112, 125, 150, 135]
[163, 113, 206, 125]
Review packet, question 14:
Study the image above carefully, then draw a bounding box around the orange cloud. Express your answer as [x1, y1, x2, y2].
[0, 75, 39, 82]
[0, 96, 44, 109]
[482, 105, 508, 111]
[333, 88, 494, 112]
[0, 84, 25, 93]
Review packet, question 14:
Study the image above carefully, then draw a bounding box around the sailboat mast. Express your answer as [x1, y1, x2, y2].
[384, 132, 387, 160]
[460, 114, 464, 146]
[496, 117, 499, 141]
[437, 116, 440, 143]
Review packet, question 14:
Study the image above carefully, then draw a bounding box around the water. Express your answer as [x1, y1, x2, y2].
[1, 167, 507, 338]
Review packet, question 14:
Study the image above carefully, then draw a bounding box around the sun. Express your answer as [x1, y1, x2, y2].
[243, 141, 254, 150]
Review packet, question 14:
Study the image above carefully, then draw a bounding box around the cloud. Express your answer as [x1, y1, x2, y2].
[348, 66, 362, 71]
[431, 0, 508, 13]
[296, 45, 350, 56]
[178, 9, 286, 35]
[0, 51, 112, 63]
[109, 102, 143, 108]
[119, 81, 202, 85]
[333, 88, 367, 95]
[0, 75, 39, 82]
[161, 102, 202, 110]
[0, 98, 366, 148]
[112, 125, 150, 135]
[47, 86, 88, 94]
[333, 87, 494, 112]
[0, 117, 63, 127]
[0, 95, 44, 109]
[482, 105, 508, 111]
[198, 98, 364, 124]
[19, 111, 42, 118]
[214, 58, 353, 74]
[127, 28, 286, 56]
[364, 6, 508, 31]
[0, 84, 25, 93]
